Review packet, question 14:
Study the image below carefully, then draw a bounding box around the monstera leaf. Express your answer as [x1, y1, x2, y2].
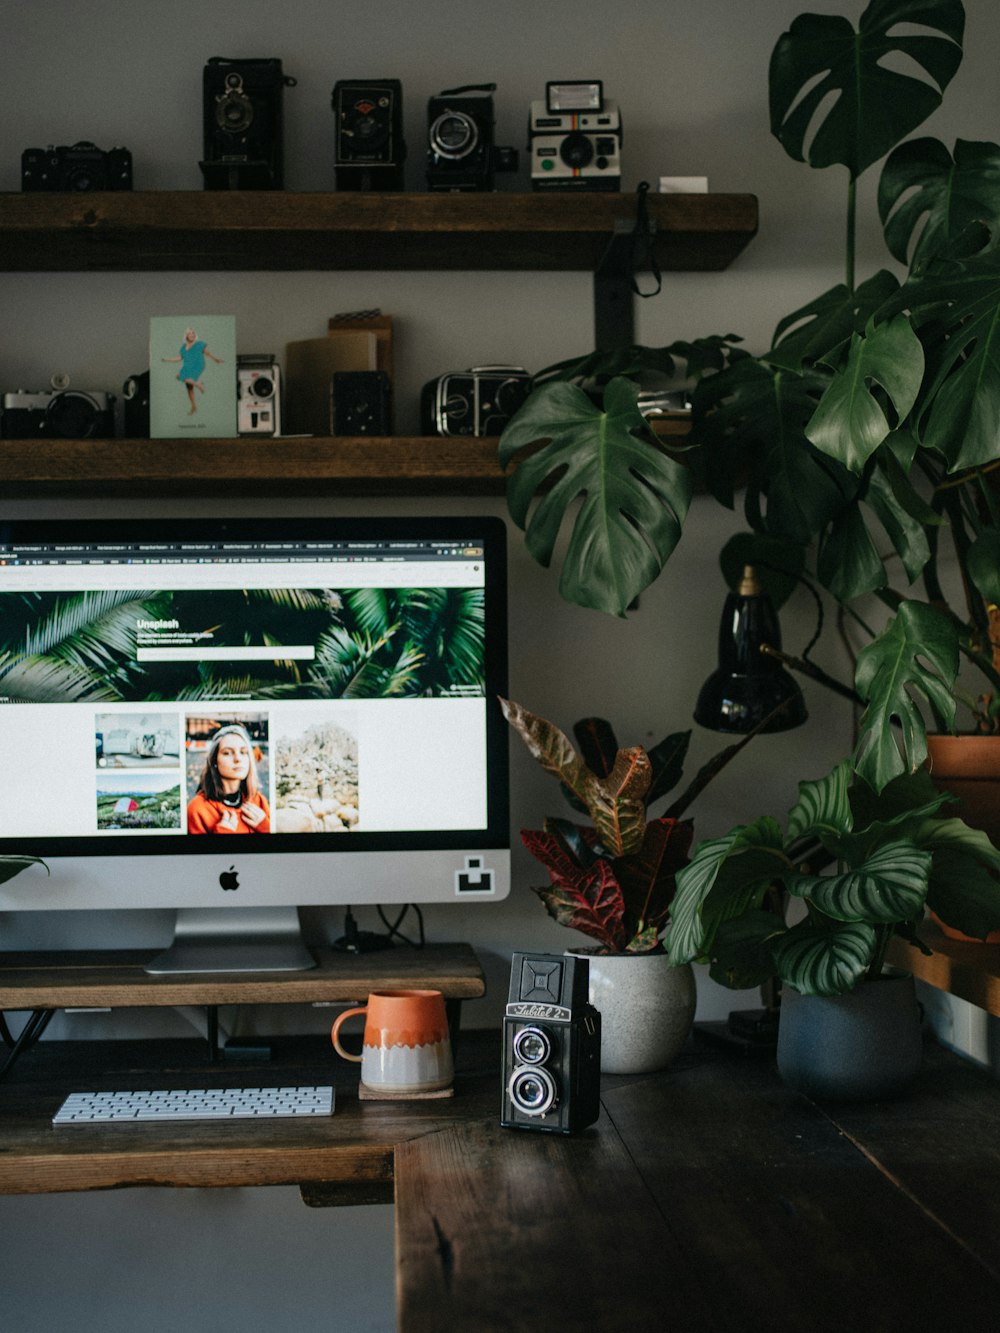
[769, 0, 965, 178]
[967, 530, 1000, 603]
[879, 137, 1000, 267]
[768, 271, 902, 373]
[853, 602, 959, 789]
[499, 378, 693, 616]
[806, 315, 924, 470]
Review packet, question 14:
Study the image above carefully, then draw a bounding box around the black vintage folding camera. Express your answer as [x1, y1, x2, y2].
[21, 141, 133, 192]
[200, 56, 296, 189]
[332, 79, 405, 190]
[421, 365, 530, 437]
[426, 83, 517, 191]
[501, 952, 601, 1135]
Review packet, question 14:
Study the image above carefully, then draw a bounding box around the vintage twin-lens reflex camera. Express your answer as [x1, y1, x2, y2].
[2, 376, 115, 440]
[421, 365, 530, 437]
[529, 81, 621, 191]
[21, 141, 133, 192]
[501, 952, 601, 1135]
[332, 79, 405, 190]
[426, 83, 518, 191]
[237, 354, 281, 436]
[201, 56, 296, 189]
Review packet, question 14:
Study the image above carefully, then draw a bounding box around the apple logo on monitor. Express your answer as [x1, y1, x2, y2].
[219, 866, 239, 892]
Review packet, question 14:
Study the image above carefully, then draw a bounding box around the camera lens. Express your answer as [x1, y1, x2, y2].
[513, 1025, 551, 1065]
[217, 91, 254, 133]
[429, 111, 478, 160]
[45, 391, 101, 439]
[559, 131, 594, 170]
[508, 1065, 558, 1117]
[250, 376, 274, 400]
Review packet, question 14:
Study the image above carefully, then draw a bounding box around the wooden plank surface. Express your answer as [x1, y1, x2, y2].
[888, 926, 1000, 1017]
[0, 191, 758, 272]
[0, 942, 485, 1009]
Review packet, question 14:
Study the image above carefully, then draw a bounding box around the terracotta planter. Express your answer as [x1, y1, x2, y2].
[776, 973, 923, 1101]
[567, 948, 696, 1074]
[926, 734, 1000, 942]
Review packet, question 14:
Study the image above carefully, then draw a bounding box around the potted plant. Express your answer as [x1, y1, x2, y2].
[501, 696, 772, 1072]
[665, 756, 1000, 1096]
[498, 0, 1000, 800]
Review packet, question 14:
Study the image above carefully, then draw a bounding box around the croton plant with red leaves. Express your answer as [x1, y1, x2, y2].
[502, 698, 755, 955]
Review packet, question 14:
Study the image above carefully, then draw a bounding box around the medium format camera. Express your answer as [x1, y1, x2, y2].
[529, 81, 621, 191]
[201, 56, 296, 190]
[332, 79, 405, 190]
[332, 371, 391, 435]
[2, 376, 115, 440]
[421, 365, 530, 437]
[426, 83, 518, 192]
[501, 951, 601, 1135]
[21, 141, 133, 192]
[237, 354, 281, 436]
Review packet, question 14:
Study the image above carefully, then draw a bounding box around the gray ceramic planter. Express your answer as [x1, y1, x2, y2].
[568, 948, 696, 1074]
[776, 972, 923, 1101]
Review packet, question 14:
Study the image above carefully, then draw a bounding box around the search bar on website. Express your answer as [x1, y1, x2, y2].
[136, 645, 316, 662]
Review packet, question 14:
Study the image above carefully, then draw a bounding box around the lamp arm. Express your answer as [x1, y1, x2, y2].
[758, 643, 861, 706]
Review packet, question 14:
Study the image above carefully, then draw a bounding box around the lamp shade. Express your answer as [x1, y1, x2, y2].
[694, 565, 807, 733]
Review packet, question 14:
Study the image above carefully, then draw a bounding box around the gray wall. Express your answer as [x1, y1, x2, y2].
[3, 2, 999, 1328]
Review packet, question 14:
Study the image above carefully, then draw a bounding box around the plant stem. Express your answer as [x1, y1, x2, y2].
[846, 173, 856, 295]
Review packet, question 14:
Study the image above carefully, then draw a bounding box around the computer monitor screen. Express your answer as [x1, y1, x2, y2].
[0, 514, 510, 971]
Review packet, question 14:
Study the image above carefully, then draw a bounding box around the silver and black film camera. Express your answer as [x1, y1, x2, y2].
[21, 141, 133, 192]
[237, 354, 281, 436]
[421, 365, 530, 437]
[426, 83, 518, 192]
[201, 56, 296, 189]
[333, 79, 405, 190]
[1, 375, 115, 440]
[529, 81, 621, 191]
[501, 952, 601, 1135]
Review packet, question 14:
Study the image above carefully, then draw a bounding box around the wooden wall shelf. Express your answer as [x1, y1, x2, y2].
[0, 190, 758, 273]
[888, 925, 1000, 1018]
[0, 418, 691, 498]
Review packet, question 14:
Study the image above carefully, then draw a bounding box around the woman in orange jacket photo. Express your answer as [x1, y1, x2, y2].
[187, 724, 270, 834]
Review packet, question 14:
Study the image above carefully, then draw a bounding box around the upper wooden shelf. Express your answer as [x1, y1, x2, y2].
[0, 418, 691, 498]
[0, 190, 758, 273]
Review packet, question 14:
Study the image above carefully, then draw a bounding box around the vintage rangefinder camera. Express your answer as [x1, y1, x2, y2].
[333, 79, 405, 190]
[201, 56, 296, 189]
[501, 952, 601, 1135]
[426, 83, 517, 191]
[421, 365, 530, 437]
[2, 376, 115, 440]
[21, 141, 133, 192]
[529, 81, 621, 191]
[237, 354, 281, 436]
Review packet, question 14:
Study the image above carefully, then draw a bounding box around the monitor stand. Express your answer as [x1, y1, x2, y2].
[144, 906, 317, 975]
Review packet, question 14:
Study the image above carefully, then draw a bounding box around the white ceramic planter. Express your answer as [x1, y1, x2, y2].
[568, 948, 696, 1074]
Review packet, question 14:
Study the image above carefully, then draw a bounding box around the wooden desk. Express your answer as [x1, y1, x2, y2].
[1, 1028, 998, 1330]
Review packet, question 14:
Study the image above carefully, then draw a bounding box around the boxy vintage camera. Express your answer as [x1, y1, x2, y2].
[426, 83, 517, 192]
[21, 141, 133, 192]
[237, 354, 281, 436]
[529, 81, 621, 191]
[333, 79, 405, 190]
[421, 365, 530, 437]
[2, 376, 115, 440]
[501, 952, 600, 1135]
[333, 371, 391, 435]
[201, 56, 296, 189]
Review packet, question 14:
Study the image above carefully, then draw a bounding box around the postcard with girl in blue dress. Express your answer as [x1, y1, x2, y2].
[150, 316, 237, 437]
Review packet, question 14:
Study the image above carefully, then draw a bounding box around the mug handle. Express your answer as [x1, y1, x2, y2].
[331, 1005, 368, 1062]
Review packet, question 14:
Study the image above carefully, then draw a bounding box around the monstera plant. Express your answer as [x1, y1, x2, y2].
[499, 0, 1000, 792]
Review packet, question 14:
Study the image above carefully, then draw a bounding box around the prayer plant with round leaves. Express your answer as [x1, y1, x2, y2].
[501, 697, 767, 954]
[665, 757, 1000, 996]
[499, 0, 1000, 792]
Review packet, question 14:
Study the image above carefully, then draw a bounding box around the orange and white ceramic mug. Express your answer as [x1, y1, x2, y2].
[331, 988, 454, 1094]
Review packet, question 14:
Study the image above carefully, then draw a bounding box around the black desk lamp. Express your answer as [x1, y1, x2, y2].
[694, 565, 807, 734]
[693, 564, 806, 1049]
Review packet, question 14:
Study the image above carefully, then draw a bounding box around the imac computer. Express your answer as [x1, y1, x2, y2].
[0, 514, 510, 973]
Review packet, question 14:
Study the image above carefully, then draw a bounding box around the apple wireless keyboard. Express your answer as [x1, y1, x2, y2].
[52, 1084, 335, 1124]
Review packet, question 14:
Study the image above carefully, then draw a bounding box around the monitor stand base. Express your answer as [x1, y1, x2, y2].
[145, 907, 316, 974]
